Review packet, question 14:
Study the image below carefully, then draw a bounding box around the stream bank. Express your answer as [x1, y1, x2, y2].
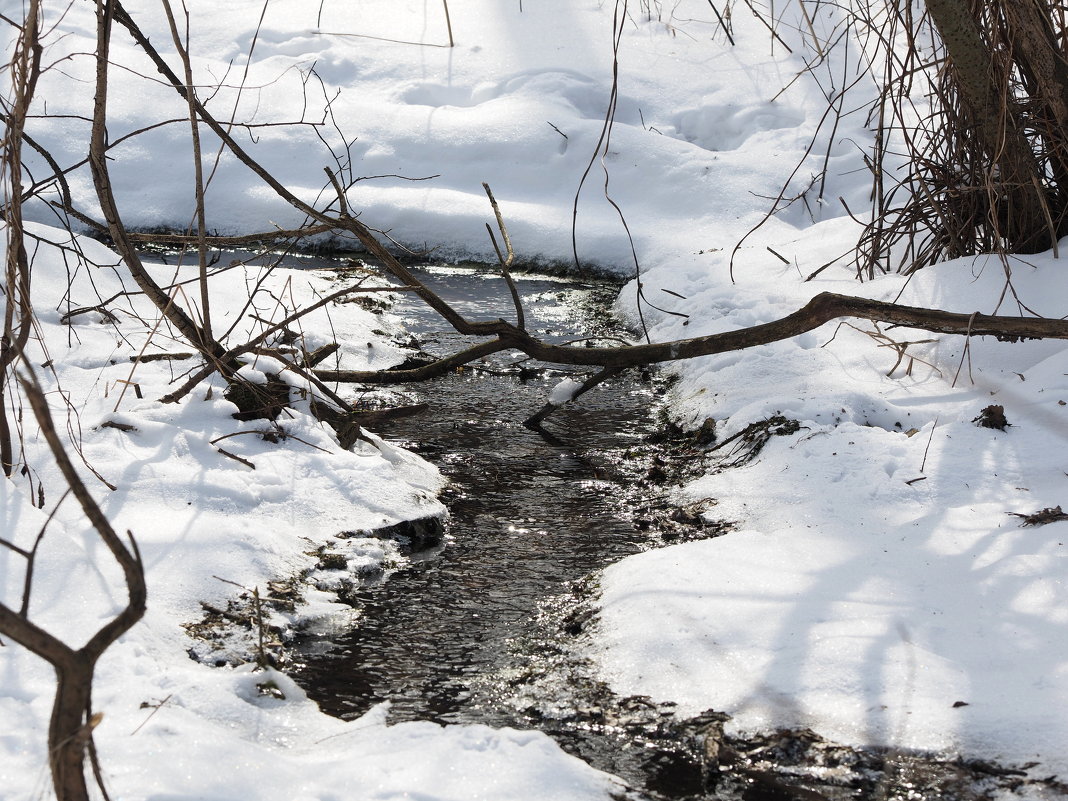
[291, 264, 1053, 801]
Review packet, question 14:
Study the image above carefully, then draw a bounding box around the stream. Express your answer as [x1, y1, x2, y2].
[292, 264, 723, 797]
[290, 264, 1043, 801]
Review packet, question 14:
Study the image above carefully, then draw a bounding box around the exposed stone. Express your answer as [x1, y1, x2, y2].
[340, 515, 446, 554]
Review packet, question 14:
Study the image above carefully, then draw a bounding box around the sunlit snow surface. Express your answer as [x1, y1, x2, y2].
[598, 233, 1068, 777]
[4, 0, 1067, 797]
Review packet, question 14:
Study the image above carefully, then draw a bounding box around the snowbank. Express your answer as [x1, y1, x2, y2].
[597, 242, 1068, 775]
[0, 222, 621, 799]
[23, 1, 867, 267]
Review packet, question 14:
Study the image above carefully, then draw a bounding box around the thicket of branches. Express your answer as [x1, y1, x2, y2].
[4, 1, 1068, 799]
[858, 0, 1068, 275]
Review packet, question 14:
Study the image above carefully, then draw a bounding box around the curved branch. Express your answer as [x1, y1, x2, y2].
[514, 292, 1068, 367]
[14, 365, 146, 801]
[319, 292, 1068, 382]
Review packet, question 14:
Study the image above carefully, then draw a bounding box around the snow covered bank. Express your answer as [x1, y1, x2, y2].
[23, 0, 865, 267]
[0, 223, 623, 799]
[596, 241, 1068, 777]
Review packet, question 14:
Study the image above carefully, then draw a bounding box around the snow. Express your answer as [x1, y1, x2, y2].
[0, 222, 622, 800]
[4, 0, 1068, 797]
[549, 378, 584, 406]
[597, 249, 1068, 773]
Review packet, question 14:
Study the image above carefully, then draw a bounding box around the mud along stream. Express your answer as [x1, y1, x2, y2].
[291, 264, 721, 798]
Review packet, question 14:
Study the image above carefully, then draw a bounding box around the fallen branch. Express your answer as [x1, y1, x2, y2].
[316, 339, 511, 384]
[318, 292, 1068, 383]
[523, 366, 623, 429]
[106, 1, 1068, 433]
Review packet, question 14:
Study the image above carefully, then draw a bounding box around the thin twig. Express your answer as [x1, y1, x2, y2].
[442, 0, 454, 47]
[920, 416, 939, 473]
[706, 0, 735, 46]
[482, 182, 525, 330]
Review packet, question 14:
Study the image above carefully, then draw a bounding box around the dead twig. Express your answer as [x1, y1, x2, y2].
[1010, 506, 1068, 526]
[482, 182, 525, 331]
[216, 447, 255, 469]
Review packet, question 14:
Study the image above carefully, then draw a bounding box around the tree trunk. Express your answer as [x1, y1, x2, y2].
[925, 0, 1056, 252]
[49, 658, 94, 801]
[1003, 0, 1068, 222]
[921, 0, 1068, 253]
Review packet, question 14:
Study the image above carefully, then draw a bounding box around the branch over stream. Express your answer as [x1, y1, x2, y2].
[313, 289, 1068, 377]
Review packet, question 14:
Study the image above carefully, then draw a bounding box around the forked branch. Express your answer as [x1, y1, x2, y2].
[0, 370, 146, 801]
[482, 181, 525, 330]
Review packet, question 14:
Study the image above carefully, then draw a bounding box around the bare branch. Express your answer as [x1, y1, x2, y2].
[9, 365, 146, 801]
[89, 0, 223, 365]
[523, 366, 623, 429]
[482, 182, 524, 330]
[316, 339, 511, 384]
[318, 292, 1068, 385]
[160, 0, 213, 344]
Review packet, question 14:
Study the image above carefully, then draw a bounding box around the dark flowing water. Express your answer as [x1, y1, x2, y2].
[293, 273, 632, 671]
[290, 265, 733, 795]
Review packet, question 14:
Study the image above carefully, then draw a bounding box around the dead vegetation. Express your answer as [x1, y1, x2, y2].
[1010, 505, 1068, 527]
[857, 0, 1068, 275]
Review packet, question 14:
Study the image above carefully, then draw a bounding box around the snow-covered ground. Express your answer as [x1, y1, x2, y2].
[3, 0, 1066, 798]
[598, 242, 1068, 774]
